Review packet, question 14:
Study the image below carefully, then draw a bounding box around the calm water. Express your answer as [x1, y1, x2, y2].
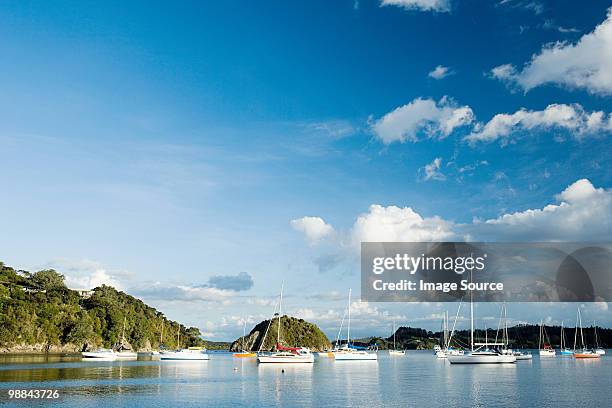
[0, 351, 609, 407]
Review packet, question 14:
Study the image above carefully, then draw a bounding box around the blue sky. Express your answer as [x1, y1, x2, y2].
[1, 0, 611, 340]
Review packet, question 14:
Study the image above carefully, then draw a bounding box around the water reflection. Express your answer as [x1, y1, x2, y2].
[0, 351, 608, 407]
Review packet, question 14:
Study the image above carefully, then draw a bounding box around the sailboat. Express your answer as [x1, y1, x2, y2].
[447, 269, 515, 364]
[115, 317, 138, 360]
[82, 348, 118, 360]
[233, 319, 256, 358]
[332, 289, 377, 361]
[160, 325, 209, 360]
[435, 304, 464, 358]
[538, 320, 556, 357]
[593, 321, 606, 355]
[573, 308, 600, 359]
[559, 321, 573, 356]
[497, 304, 531, 360]
[388, 321, 405, 356]
[257, 283, 314, 363]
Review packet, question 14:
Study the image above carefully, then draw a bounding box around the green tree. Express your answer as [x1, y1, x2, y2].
[31, 269, 66, 290]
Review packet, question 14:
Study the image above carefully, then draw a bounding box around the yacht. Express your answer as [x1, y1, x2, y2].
[538, 320, 556, 357]
[82, 348, 117, 360]
[257, 283, 314, 364]
[388, 321, 405, 356]
[573, 308, 600, 359]
[159, 325, 209, 360]
[160, 347, 209, 360]
[435, 304, 465, 358]
[593, 321, 606, 355]
[447, 276, 516, 364]
[332, 289, 377, 361]
[559, 321, 573, 356]
[233, 319, 256, 358]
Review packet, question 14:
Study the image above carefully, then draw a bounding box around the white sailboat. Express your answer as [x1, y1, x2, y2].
[115, 317, 137, 360]
[332, 289, 377, 361]
[388, 321, 405, 356]
[82, 348, 118, 360]
[573, 308, 600, 359]
[257, 283, 314, 363]
[447, 271, 515, 364]
[538, 320, 555, 357]
[593, 321, 606, 355]
[497, 304, 531, 360]
[559, 321, 573, 356]
[160, 325, 209, 360]
[435, 304, 464, 358]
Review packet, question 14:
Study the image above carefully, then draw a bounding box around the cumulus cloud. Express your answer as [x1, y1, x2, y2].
[428, 65, 454, 79]
[46, 258, 126, 290]
[419, 157, 446, 181]
[490, 7, 612, 95]
[290, 216, 335, 244]
[352, 204, 456, 243]
[380, 0, 451, 13]
[371, 97, 474, 144]
[465, 103, 612, 144]
[469, 179, 612, 241]
[207, 272, 253, 291]
[299, 179, 610, 246]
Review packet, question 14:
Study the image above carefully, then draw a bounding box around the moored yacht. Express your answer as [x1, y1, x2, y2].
[331, 289, 377, 361]
[257, 283, 314, 364]
[538, 320, 556, 357]
[388, 321, 405, 356]
[82, 348, 117, 360]
[160, 347, 209, 360]
[447, 278, 515, 365]
[573, 308, 600, 359]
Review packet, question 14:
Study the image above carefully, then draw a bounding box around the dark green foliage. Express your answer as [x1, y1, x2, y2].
[230, 315, 332, 352]
[0, 262, 204, 351]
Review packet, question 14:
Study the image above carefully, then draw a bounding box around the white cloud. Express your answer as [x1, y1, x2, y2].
[380, 0, 451, 13]
[351, 204, 456, 243]
[290, 216, 335, 244]
[490, 7, 612, 95]
[471, 179, 612, 241]
[371, 97, 474, 144]
[301, 179, 610, 246]
[65, 269, 124, 291]
[428, 65, 454, 79]
[420, 157, 446, 181]
[465, 103, 612, 144]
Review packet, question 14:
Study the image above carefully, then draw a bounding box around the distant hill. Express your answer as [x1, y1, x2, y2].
[385, 324, 611, 350]
[230, 315, 331, 352]
[0, 262, 205, 352]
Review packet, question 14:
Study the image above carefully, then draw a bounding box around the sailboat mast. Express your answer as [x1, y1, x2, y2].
[579, 308, 585, 349]
[470, 271, 474, 351]
[560, 321, 564, 349]
[347, 288, 352, 345]
[574, 309, 578, 351]
[393, 321, 396, 350]
[160, 321, 164, 345]
[277, 282, 284, 345]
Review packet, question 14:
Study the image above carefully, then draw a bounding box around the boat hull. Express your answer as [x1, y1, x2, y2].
[257, 354, 314, 363]
[539, 349, 556, 357]
[595, 349, 606, 355]
[333, 351, 378, 361]
[81, 352, 117, 361]
[448, 354, 516, 364]
[514, 354, 532, 360]
[389, 350, 405, 356]
[233, 352, 256, 358]
[115, 352, 138, 360]
[160, 351, 209, 360]
[574, 353, 600, 359]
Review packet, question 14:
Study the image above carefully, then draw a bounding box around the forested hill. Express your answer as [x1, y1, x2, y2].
[0, 262, 204, 352]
